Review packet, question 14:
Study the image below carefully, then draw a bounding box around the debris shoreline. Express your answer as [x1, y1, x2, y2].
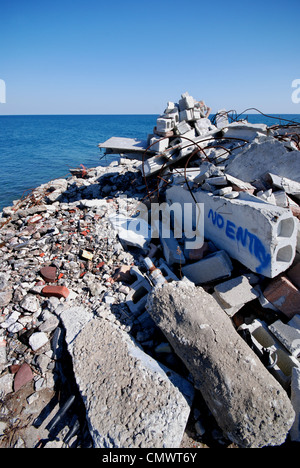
[0, 92, 300, 449]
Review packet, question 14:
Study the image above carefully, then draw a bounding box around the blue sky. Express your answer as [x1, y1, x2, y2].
[1, 0, 300, 115]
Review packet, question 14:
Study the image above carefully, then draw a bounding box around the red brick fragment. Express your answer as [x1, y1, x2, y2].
[14, 363, 33, 392]
[42, 285, 70, 299]
[263, 275, 300, 319]
[40, 266, 57, 283]
[287, 262, 300, 290]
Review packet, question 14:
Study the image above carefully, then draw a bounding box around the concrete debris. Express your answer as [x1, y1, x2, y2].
[0, 92, 299, 449]
[146, 280, 295, 448]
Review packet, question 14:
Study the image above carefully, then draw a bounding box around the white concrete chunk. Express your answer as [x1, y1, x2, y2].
[166, 185, 298, 277]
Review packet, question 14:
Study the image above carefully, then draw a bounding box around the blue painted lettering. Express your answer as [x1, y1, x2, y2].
[225, 220, 236, 239]
[207, 209, 270, 273]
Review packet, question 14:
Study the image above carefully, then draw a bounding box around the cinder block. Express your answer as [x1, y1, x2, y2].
[263, 276, 300, 319]
[156, 117, 175, 133]
[238, 319, 300, 390]
[175, 121, 192, 135]
[179, 95, 195, 111]
[166, 185, 298, 278]
[181, 250, 233, 285]
[179, 109, 194, 122]
[268, 319, 300, 357]
[150, 136, 169, 153]
[125, 267, 153, 317]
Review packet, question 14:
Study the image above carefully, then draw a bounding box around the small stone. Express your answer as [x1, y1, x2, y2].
[39, 315, 60, 333]
[0, 289, 13, 308]
[0, 373, 14, 395]
[29, 332, 49, 352]
[224, 191, 239, 199]
[20, 294, 40, 313]
[27, 392, 39, 405]
[1, 311, 21, 329]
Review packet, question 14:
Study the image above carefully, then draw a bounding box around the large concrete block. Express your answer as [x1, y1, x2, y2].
[166, 186, 298, 277]
[70, 318, 194, 448]
[147, 281, 295, 448]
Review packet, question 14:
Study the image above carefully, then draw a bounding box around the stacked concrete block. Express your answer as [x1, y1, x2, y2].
[156, 117, 174, 133]
[238, 319, 300, 390]
[166, 185, 298, 278]
[179, 93, 195, 111]
[175, 120, 192, 135]
[149, 136, 169, 153]
[179, 109, 194, 122]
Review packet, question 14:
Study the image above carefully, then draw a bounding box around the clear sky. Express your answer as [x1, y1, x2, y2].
[1, 0, 300, 115]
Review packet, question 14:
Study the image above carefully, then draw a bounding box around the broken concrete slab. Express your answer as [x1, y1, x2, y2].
[266, 173, 300, 201]
[147, 280, 295, 448]
[213, 274, 260, 312]
[166, 185, 298, 277]
[225, 139, 300, 184]
[222, 122, 269, 142]
[109, 213, 151, 250]
[98, 136, 155, 156]
[181, 250, 233, 285]
[70, 317, 194, 448]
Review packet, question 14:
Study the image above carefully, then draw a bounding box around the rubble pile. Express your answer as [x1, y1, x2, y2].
[0, 92, 300, 448]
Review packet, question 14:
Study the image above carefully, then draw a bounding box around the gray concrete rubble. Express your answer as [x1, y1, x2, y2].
[69, 317, 194, 448]
[0, 92, 299, 449]
[146, 280, 295, 448]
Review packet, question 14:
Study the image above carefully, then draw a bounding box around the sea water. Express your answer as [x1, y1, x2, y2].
[0, 113, 299, 211]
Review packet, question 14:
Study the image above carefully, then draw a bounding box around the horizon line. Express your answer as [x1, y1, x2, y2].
[1, 112, 300, 117]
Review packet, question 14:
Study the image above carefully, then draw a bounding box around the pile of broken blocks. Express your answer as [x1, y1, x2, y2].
[0, 92, 299, 449]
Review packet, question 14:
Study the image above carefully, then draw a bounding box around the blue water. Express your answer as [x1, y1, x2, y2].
[0, 113, 299, 211]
